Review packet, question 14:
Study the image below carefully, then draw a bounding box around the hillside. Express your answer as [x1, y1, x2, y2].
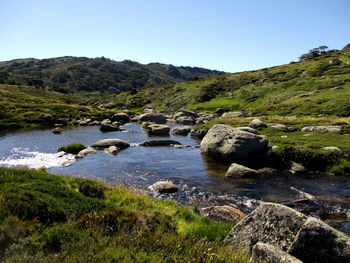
[111, 47, 350, 116]
[0, 57, 221, 94]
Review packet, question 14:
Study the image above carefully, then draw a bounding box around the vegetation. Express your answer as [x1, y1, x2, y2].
[58, 143, 86, 154]
[0, 167, 247, 262]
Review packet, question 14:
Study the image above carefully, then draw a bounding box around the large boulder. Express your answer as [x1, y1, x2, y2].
[251, 243, 302, 263]
[249, 119, 267, 129]
[91, 139, 130, 149]
[225, 163, 259, 178]
[139, 140, 181, 147]
[200, 206, 246, 223]
[111, 113, 130, 123]
[200, 124, 268, 162]
[149, 181, 179, 194]
[301, 126, 342, 133]
[173, 126, 191, 136]
[138, 113, 167, 124]
[147, 124, 170, 136]
[222, 112, 244, 118]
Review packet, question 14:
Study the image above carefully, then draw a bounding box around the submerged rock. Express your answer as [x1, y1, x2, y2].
[107, 146, 120, 154]
[99, 123, 120, 132]
[200, 205, 246, 223]
[91, 139, 130, 149]
[200, 124, 268, 162]
[139, 140, 181, 147]
[149, 181, 179, 194]
[225, 163, 259, 179]
[173, 126, 191, 136]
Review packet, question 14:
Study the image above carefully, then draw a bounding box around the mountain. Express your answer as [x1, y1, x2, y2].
[112, 47, 350, 116]
[0, 56, 222, 93]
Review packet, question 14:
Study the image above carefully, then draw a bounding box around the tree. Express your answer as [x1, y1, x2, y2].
[318, 45, 328, 52]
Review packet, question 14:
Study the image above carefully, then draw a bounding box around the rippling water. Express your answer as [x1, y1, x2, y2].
[0, 123, 349, 233]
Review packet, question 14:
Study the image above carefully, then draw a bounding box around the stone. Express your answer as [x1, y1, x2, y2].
[257, 167, 281, 176]
[290, 162, 306, 173]
[101, 119, 111, 125]
[329, 58, 341, 65]
[91, 139, 130, 149]
[123, 109, 133, 116]
[288, 218, 350, 263]
[78, 119, 91, 126]
[88, 120, 101, 126]
[139, 140, 182, 147]
[52, 127, 64, 134]
[99, 123, 120, 132]
[111, 113, 130, 123]
[270, 124, 288, 131]
[223, 203, 309, 252]
[190, 129, 208, 139]
[138, 113, 167, 124]
[249, 119, 267, 129]
[215, 108, 225, 114]
[236, 126, 257, 134]
[175, 116, 196, 125]
[77, 148, 97, 157]
[173, 110, 198, 119]
[107, 146, 120, 154]
[200, 206, 246, 223]
[331, 86, 341, 90]
[200, 124, 268, 162]
[251, 242, 303, 263]
[221, 112, 244, 118]
[172, 126, 191, 136]
[62, 160, 76, 166]
[147, 124, 170, 136]
[323, 146, 342, 152]
[149, 181, 179, 194]
[301, 126, 342, 133]
[225, 163, 259, 179]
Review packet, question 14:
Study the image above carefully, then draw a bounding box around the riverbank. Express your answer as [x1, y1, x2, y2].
[0, 167, 245, 262]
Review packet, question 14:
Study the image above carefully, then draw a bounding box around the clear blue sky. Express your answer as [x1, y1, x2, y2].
[1, 0, 349, 72]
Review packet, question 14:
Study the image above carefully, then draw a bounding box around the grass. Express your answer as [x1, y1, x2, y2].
[0, 167, 248, 262]
[58, 143, 86, 154]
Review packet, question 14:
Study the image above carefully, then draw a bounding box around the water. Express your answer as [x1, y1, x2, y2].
[0, 123, 350, 233]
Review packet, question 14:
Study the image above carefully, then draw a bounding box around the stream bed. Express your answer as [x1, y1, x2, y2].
[0, 123, 349, 233]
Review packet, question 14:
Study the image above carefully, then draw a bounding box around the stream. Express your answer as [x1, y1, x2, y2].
[0, 123, 349, 233]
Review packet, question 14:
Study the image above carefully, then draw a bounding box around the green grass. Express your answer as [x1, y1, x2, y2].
[58, 143, 86, 154]
[0, 167, 248, 262]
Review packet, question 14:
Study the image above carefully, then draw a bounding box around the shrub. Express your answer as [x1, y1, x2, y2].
[78, 179, 106, 199]
[58, 143, 86, 154]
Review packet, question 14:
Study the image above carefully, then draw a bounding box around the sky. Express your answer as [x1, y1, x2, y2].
[0, 0, 349, 72]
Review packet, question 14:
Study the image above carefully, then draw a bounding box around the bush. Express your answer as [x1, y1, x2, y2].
[58, 143, 86, 154]
[78, 179, 106, 199]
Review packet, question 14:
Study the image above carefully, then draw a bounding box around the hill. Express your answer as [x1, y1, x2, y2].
[112, 47, 350, 116]
[0, 57, 221, 94]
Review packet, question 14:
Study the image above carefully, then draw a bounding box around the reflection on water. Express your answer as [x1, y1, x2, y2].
[0, 123, 350, 233]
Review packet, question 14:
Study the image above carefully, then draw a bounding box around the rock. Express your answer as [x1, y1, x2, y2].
[52, 127, 64, 134]
[175, 116, 196, 125]
[249, 119, 267, 129]
[77, 148, 97, 157]
[290, 162, 306, 173]
[222, 112, 244, 118]
[281, 135, 288, 138]
[140, 140, 182, 147]
[200, 206, 246, 223]
[323, 146, 342, 152]
[346, 61, 350, 65]
[271, 145, 279, 150]
[236, 126, 257, 134]
[147, 124, 170, 136]
[173, 126, 191, 136]
[91, 139, 130, 149]
[62, 160, 76, 166]
[88, 120, 101, 126]
[149, 181, 179, 194]
[111, 113, 130, 123]
[107, 146, 120, 154]
[270, 124, 288, 131]
[200, 124, 268, 162]
[215, 108, 225, 114]
[190, 129, 208, 139]
[99, 123, 120, 132]
[101, 119, 111, 125]
[223, 203, 309, 252]
[138, 113, 167, 124]
[288, 218, 350, 263]
[131, 117, 139, 122]
[257, 167, 281, 176]
[329, 58, 341, 65]
[251, 242, 302, 263]
[331, 86, 341, 90]
[225, 163, 260, 179]
[301, 126, 342, 133]
[123, 109, 133, 116]
[174, 110, 198, 119]
[78, 118, 91, 126]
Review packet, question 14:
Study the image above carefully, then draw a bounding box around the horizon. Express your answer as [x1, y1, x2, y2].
[1, 0, 349, 72]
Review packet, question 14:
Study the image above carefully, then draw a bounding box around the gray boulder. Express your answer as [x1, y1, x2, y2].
[251, 242, 302, 263]
[237, 126, 257, 134]
[78, 118, 91, 126]
[111, 113, 130, 123]
[173, 126, 191, 136]
[149, 181, 179, 193]
[301, 126, 342, 133]
[190, 129, 208, 139]
[222, 112, 244, 118]
[174, 110, 198, 119]
[138, 113, 167, 124]
[249, 119, 267, 129]
[91, 139, 130, 149]
[100, 123, 120, 132]
[323, 146, 342, 152]
[107, 146, 120, 154]
[52, 127, 64, 134]
[147, 124, 170, 136]
[200, 205, 246, 223]
[140, 140, 181, 147]
[225, 163, 259, 178]
[175, 116, 196, 125]
[77, 148, 97, 157]
[200, 124, 268, 162]
[88, 120, 101, 126]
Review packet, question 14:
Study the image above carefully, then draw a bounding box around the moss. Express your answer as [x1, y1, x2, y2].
[58, 143, 86, 154]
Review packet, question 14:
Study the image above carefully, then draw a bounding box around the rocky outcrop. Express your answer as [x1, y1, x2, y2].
[301, 126, 342, 133]
[200, 124, 268, 162]
[200, 206, 246, 223]
[224, 203, 350, 263]
[52, 127, 64, 134]
[147, 124, 170, 136]
[138, 113, 167, 124]
[149, 181, 179, 193]
[139, 140, 181, 147]
[111, 113, 130, 123]
[221, 112, 244, 118]
[249, 119, 267, 129]
[99, 123, 120, 132]
[173, 126, 191, 136]
[91, 139, 130, 149]
[251, 243, 302, 263]
[225, 163, 259, 178]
